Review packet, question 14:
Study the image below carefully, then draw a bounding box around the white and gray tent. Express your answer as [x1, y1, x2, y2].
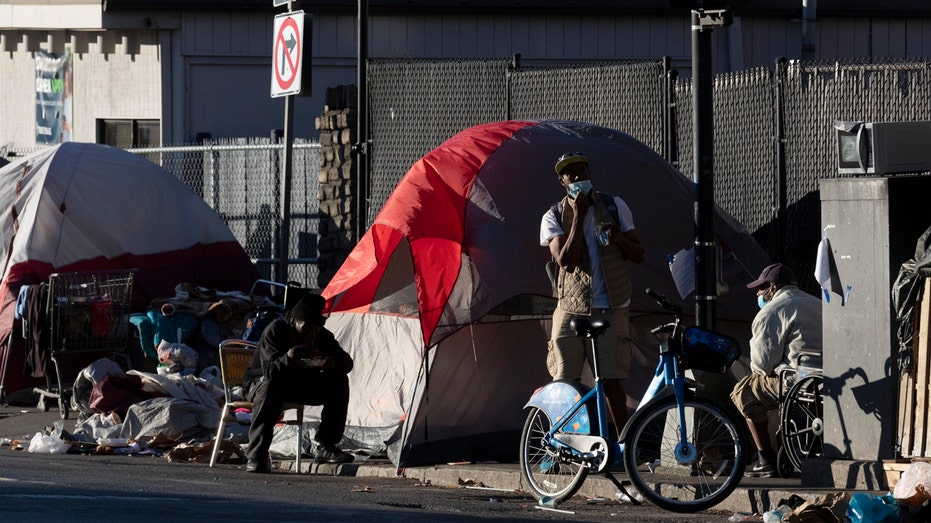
[323, 120, 773, 467]
[0, 142, 258, 399]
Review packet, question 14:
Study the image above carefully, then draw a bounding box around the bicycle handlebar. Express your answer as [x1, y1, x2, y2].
[645, 287, 683, 317]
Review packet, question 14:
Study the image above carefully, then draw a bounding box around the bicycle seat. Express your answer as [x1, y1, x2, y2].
[569, 317, 610, 338]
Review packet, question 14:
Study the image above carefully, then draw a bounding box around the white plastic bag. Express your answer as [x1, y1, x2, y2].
[893, 461, 931, 507]
[156, 339, 198, 371]
[27, 432, 71, 454]
[199, 365, 223, 388]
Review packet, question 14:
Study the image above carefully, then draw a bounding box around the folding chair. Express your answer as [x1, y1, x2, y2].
[208, 339, 306, 471]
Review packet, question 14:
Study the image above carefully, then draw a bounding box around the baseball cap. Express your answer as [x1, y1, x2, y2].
[746, 263, 796, 289]
[555, 152, 588, 175]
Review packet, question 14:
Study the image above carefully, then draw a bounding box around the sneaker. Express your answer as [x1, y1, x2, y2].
[744, 458, 776, 478]
[315, 444, 354, 464]
[246, 457, 270, 473]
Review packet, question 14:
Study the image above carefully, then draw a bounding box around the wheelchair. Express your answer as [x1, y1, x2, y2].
[774, 355, 824, 479]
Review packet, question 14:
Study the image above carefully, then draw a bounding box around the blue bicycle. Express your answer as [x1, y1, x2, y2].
[519, 288, 748, 512]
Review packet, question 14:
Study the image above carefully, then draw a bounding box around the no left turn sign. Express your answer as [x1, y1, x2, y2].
[271, 11, 310, 97]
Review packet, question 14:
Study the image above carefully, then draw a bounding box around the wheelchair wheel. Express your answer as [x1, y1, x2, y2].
[779, 374, 823, 471]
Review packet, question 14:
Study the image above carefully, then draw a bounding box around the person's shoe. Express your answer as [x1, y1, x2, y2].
[744, 458, 776, 478]
[246, 457, 270, 473]
[315, 444, 354, 464]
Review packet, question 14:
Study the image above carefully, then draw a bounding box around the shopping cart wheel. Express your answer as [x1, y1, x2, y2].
[39, 397, 49, 412]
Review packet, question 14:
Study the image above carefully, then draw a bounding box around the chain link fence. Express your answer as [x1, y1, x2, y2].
[130, 138, 321, 290]
[366, 57, 931, 299]
[8, 57, 931, 300]
[366, 59, 510, 225]
[509, 60, 666, 154]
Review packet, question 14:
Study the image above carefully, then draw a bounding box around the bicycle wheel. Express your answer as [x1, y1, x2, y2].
[780, 375, 823, 471]
[519, 407, 588, 504]
[623, 397, 748, 513]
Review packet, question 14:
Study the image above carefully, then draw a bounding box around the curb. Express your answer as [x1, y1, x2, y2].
[279, 458, 878, 516]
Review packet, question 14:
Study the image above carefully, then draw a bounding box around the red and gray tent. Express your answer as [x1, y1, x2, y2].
[323, 120, 771, 467]
[0, 142, 258, 399]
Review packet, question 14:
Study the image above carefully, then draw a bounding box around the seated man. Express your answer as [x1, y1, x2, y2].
[730, 263, 822, 478]
[242, 293, 354, 473]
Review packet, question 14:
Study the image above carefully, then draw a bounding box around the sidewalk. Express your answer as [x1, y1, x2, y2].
[307, 457, 886, 517]
[0, 404, 887, 517]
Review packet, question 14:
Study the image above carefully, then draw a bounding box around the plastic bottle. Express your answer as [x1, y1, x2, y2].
[762, 504, 793, 523]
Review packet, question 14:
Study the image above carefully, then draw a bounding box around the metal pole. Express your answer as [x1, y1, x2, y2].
[662, 56, 671, 162]
[802, 0, 818, 61]
[354, 0, 369, 243]
[667, 68, 680, 170]
[278, 94, 295, 284]
[506, 53, 521, 121]
[774, 57, 788, 261]
[692, 9, 717, 329]
[662, 56, 679, 166]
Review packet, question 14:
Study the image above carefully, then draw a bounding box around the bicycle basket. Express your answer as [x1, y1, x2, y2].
[680, 326, 741, 373]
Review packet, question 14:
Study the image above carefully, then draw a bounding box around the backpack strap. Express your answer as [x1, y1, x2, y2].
[596, 192, 619, 225]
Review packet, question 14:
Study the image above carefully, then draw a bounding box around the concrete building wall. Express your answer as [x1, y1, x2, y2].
[5, 5, 931, 148]
[0, 29, 161, 148]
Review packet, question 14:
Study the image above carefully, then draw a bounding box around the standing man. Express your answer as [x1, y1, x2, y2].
[540, 152, 645, 437]
[730, 263, 822, 478]
[243, 294, 354, 473]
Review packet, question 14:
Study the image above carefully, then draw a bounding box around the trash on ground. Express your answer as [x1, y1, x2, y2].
[464, 485, 518, 493]
[846, 492, 901, 523]
[534, 505, 575, 515]
[27, 432, 71, 454]
[785, 492, 850, 522]
[893, 461, 931, 508]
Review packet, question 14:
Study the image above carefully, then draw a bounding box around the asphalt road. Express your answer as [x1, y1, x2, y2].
[0, 404, 777, 521]
[0, 444, 742, 522]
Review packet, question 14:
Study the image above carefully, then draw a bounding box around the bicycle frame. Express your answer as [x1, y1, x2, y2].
[525, 316, 694, 473]
[521, 289, 747, 512]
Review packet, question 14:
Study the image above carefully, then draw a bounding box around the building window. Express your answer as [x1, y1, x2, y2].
[97, 119, 160, 148]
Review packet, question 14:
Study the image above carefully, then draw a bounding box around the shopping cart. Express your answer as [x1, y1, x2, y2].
[33, 269, 136, 419]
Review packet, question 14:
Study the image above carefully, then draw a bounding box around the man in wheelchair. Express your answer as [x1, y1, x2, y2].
[730, 263, 822, 478]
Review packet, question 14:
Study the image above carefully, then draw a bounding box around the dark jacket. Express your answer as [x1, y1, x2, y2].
[242, 313, 353, 392]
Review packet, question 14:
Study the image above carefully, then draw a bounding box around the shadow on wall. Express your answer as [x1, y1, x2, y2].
[822, 360, 894, 462]
[749, 191, 823, 298]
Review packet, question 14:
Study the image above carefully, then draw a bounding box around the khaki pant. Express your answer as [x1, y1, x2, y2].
[730, 373, 780, 423]
[547, 306, 632, 380]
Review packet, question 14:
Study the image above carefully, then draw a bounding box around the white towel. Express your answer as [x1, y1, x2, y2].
[814, 236, 850, 305]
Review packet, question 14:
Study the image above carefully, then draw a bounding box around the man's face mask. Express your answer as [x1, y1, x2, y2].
[757, 295, 769, 310]
[756, 284, 775, 309]
[567, 180, 593, 199]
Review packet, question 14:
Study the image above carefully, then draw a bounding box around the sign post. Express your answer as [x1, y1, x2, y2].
[270, 6, 311, 284]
